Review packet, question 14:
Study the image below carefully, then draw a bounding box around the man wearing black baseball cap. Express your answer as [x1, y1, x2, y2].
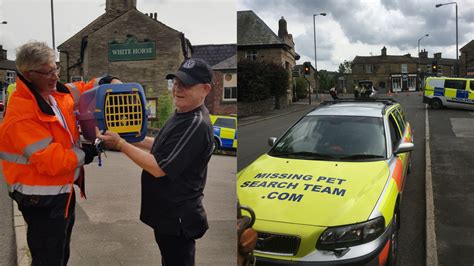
[101, 58, 214, 265]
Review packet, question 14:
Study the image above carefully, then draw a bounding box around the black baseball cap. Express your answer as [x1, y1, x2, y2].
[166, 58, 213, 86]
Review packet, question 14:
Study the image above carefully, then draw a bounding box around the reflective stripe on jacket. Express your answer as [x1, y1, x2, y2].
[0, 74, 104, 216]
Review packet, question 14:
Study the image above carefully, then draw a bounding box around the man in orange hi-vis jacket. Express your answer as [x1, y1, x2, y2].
[0, 41, 120, 266]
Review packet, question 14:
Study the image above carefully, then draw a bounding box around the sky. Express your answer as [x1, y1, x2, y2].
[238, 0, 474, 71]
[0, 0, 236, 60]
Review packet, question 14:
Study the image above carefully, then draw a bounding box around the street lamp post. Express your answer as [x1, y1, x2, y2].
[417, 34, 429, 90]
[436, 2, 458, 75]
[51, 0, 56, 51]
[418, 34, 429, 56]
[313, 12, 326, 101]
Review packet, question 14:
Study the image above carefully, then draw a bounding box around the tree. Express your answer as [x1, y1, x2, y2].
[237, 60, 271, 102]
[237, 60, 289, 109]
[266, 63, 289, 109]
[295, 78, 308, 99]
[338, 60, 352, 74]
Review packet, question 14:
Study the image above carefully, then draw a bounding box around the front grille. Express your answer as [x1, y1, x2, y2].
[255, 232, 300, 256]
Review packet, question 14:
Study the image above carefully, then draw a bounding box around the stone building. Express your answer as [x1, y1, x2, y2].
[351, 47, 457, 92]
[0, 45, 16, 88]
[237, 10, 299, 114]
[460, 40, 474, 77]
[192, 44, 237, 115]
[58, 0, 192, 122]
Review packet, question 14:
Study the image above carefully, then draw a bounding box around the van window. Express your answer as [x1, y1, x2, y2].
[470, 81, 474, 91]
[445, 79, 466, 91]
[214, 118, 236, 129]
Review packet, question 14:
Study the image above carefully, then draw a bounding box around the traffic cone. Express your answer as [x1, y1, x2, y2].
[419, 90, 423, 96]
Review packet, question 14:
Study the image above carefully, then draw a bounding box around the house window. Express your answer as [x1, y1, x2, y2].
[5, 71, 16, 84]
[437, 65, 443, 75]
[245, 50, 257, 61]
[223, 73, 237, 101]
[365, 64, 374, 73]
[408, 76, 416, 91]
[426, 64, 432, 73]
[70, 76, 83, 82]
[401, 64, 408, 73]
[392, 76, 402, 92]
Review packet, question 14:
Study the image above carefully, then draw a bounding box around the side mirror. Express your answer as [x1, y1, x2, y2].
[268, 137, 277, 147]
[394, 142, 414, 155]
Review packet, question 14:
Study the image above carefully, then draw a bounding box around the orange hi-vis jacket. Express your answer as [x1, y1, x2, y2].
[0, 74, 105, 217]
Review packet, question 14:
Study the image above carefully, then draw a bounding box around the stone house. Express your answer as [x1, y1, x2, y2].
[237, 10, 299, 115]
[192, 44, 237, 116]
[0, 45, 16, 88]
[351, 47, 457, 92]
[460, 40, 474, 77]
[57, 0, 192, 122]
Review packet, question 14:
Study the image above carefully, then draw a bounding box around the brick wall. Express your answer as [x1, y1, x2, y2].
[205, 70, 237, 115]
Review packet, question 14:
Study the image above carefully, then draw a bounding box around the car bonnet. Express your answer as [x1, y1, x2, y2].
[237, 154, 390, 226]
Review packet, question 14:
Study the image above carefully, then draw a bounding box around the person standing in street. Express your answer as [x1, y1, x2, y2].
[100, 58, 214, 266]
[0, 41, 119, 266]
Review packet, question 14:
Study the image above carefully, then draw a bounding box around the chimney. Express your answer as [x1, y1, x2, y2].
[0, 45, 6, 61]
[419, 49, 428, 59]
[381, 46, 387, 56]
[106, 0, 136, 14]
[434, 52, 442, 59]
[278, 16, 288, 38]
[154, 12, 157, 20]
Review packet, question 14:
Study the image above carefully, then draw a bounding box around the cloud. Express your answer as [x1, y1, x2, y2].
[238, 0, 473, 70]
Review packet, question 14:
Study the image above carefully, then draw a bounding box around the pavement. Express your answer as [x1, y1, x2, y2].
[11, 150, 236, 265]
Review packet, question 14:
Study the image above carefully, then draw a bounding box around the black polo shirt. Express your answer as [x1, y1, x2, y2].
[140, 105, 213, 239]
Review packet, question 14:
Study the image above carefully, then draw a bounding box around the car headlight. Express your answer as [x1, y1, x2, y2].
[316, 216, 385, 250]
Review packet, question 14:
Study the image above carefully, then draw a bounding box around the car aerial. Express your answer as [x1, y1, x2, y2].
[210, 114, 237, 152]
[237, 99, 414, 265]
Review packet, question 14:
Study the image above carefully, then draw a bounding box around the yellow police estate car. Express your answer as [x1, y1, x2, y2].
[210, 115, 237, 152]
[237, 99, 414, 265]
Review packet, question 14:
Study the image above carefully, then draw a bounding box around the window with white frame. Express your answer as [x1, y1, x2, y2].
[437, 65, 443, 75]
[365, 64, 374, 73]
[5, 71, 16, 84]
[245, 50, 257, 61]
[223, 73, 237, 101]
[401, 64, 408, 73]
[392, 76, 402, 92]
[426, 64, 432, 73]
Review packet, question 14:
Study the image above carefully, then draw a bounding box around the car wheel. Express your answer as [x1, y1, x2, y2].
[213, 138, 220, 154]
[431, 98, 443, 110]
[386, 208, 399, 266]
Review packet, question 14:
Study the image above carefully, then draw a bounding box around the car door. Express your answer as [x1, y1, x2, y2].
[214, 117, 236, 149]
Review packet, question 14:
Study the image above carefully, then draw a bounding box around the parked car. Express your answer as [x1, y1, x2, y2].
[423, 77, 474, 110]
[210, 114, 237, 152]
[237, 99, 414, 265]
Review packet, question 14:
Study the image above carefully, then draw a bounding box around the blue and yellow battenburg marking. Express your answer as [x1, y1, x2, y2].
[213, 126, 237, 149]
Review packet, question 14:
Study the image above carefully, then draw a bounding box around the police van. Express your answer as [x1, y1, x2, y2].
[210, 114, 237, 152]
[423, 77, 474, 110]
[237, 99, 414, 265]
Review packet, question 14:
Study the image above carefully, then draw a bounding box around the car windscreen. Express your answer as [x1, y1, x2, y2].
[268, 115, 386, 161]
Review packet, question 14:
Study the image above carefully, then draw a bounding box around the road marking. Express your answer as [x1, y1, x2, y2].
[450, 118, 474, 138]
[425, 106, 438, 266]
